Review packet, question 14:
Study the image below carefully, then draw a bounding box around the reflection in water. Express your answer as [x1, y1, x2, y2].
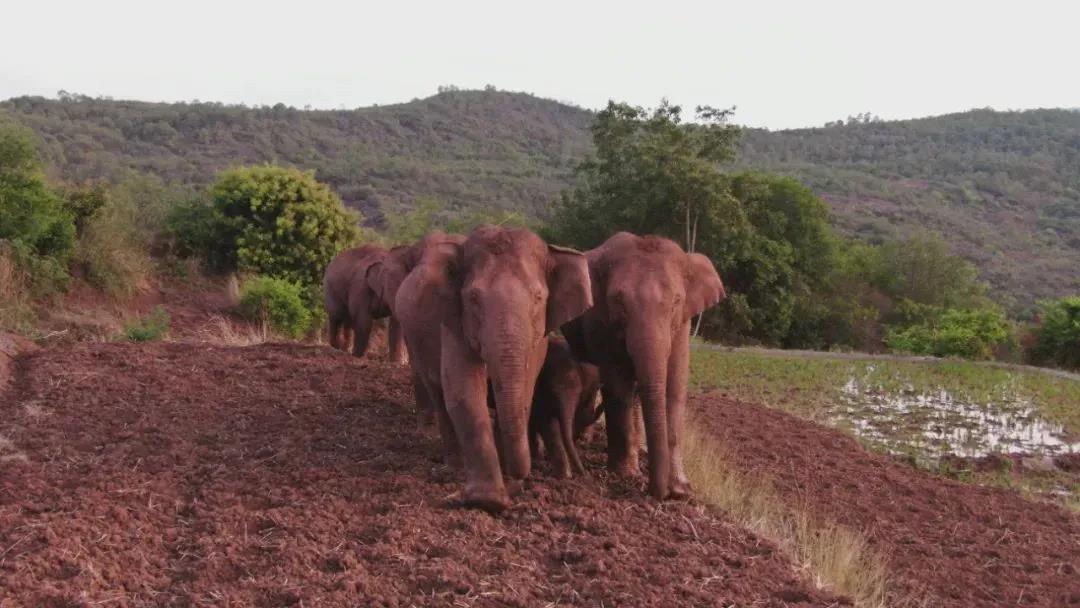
[834, 373, 1080, 459]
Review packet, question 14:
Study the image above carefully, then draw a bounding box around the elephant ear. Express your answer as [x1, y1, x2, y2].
[684, 252, 726, 320]
[433, 241, 466, 326]
[373, 248, 410, 316]
[546, 245, 593, 333]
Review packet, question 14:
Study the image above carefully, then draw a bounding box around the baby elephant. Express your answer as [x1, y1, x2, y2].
[529, 337, 603, 478]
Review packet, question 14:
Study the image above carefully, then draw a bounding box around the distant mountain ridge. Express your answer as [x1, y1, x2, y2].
[3, 91, 1077, 310]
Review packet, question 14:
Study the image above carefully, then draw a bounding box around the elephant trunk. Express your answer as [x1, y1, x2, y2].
[485, 317, 535, 480]
[627, 322, 672, 500]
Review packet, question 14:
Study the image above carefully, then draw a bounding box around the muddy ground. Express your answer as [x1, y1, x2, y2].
[1, 342, 836, 607]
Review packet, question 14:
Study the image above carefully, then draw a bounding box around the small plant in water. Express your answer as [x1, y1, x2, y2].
[124, 306, 171, 342]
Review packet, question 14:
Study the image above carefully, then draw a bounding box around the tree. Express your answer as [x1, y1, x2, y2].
[210, 166, 362, 296]
[546, 100, 742, 253]
[1027, 296, 1080, 369]
[0, 121, 75, 262]
[0, 120, 75, 293]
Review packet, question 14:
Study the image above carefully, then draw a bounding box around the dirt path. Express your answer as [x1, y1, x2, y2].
[690, 393, 1080, 607]
[0, 342, 836, 607]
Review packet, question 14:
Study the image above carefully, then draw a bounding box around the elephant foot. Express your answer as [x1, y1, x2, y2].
[669, 478, 693, 501]
[463, 482, 509, 514]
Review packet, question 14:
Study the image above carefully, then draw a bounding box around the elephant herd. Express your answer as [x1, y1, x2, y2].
[322, 227, 726, 512]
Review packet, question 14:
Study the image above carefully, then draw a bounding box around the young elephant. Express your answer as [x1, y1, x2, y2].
[528, 336, 602, 479]
[394, 226, 592, 512]
[563, 232, 725, 501]
[322, 245, 406, 362]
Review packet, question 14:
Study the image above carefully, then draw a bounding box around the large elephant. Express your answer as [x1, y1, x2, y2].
[322, 245, 406, 363]
[528, 336, 602, 479]
[563, 232, 725, 500]
[394, 227, 592, 512]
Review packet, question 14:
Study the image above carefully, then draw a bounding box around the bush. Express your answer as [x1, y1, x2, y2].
[1027, 296, 1080, 369]
[73, 187, 152, 296]
[164, 198, 231, 270]
[211, 166, 362, 296]
[886, 307, 1011, 360]
[124, 306, 171, 342]
[237, 276, 313, 339]
[0, 121, 76, 286]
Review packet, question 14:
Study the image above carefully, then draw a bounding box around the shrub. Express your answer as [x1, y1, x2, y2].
[0, 121, 76, 285]
[73, 187, 152, 296]
[164, 198, 231, 271]
[1027, 296, 1080, 369]
[237, 276, 313, 339]
[886, 307, 1011, 360]
[211, 166, 361, 295]
[124, 306, 171, 342]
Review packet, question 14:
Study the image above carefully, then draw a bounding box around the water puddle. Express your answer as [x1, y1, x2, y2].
[832, 370, 1080, 460]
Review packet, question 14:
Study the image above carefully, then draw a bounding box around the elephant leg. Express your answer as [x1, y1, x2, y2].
[600, 366, 639, 477]
[541, 414, 571, 479]
[411, 372, 436, 432]
[666, 322, 692, 499]
[426, 381, 461, 468]
[328, 318, 340, 350]
[441, 330, 508, 513]
[350, 310, 374, 358]
[561, 397, 585, 476]
[388, 317, 408, 365]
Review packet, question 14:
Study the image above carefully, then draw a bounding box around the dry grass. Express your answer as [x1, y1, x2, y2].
[195, 315, 276, 346]
[682, 417, 891, 607]
[0, 246, 34, 332]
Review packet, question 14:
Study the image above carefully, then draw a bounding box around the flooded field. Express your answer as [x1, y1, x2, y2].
[836, 370, 1079, 460]
[690, 348, 1080, 507]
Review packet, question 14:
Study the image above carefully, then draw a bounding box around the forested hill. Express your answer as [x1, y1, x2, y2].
[741, 109, 1080, 308]
[3, 91, 1078, 308]
[0, 90, 594, 222]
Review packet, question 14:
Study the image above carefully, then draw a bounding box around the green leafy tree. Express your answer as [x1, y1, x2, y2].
[0, 120, 75, 293]
[210, 165, 361, 295]
[0, 120, 75, 264]
[1027, 296, 1080, 369]
[546, 100, 742, 252]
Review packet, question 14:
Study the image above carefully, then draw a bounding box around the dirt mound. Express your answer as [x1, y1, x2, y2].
[0, 342, 836, 607]
[690, 393, 1080, 607]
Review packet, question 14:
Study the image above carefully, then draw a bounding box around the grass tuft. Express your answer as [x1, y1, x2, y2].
[682, 416, 892, 607]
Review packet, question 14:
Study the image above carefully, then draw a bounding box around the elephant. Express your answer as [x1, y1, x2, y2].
[322, 245, 406, 363]
[528, 336, 602, 479]
[394, 226, 592, 512]
[563, 232, 725, 500]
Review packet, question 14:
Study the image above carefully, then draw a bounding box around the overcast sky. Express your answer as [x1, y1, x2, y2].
[3, 0, 1077, 129]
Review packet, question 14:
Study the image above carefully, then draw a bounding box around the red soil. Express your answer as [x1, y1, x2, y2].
[1, 343, 836, 607]
[691, 393, 1080, 607]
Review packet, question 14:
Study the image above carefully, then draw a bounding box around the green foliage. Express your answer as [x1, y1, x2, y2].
[1027, 296, 1080, 369]
[237, 276, 313, 339]
[62, 183, 109, 234]
[546, 100, 742, 250]
[886, 307, 1011, 360]
[210, 165, 362, 294]
[163, 197, 232, 270]
[124, 305, 171, 342]
[0, 119, 75, 286]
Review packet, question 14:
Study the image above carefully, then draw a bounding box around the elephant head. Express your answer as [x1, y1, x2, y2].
[576, 232, 724, 499]
[438, 226, 592, 507]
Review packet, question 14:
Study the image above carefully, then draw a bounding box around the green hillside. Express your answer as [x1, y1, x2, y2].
[3, 91, 1077, 310]
[741, 109, 1080, 311]
[0, 90, 593, 223]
